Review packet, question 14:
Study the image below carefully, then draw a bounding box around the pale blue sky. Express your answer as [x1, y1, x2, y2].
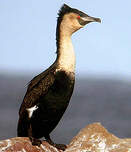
[0, 0, 131, 78]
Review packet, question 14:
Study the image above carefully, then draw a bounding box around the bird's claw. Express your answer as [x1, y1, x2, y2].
[54, 144, 67, 151]
[29, 137, 42, 146]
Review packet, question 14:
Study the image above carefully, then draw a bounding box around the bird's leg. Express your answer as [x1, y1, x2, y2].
[28, 123, 42, 146]
[45, 135, 67, 150]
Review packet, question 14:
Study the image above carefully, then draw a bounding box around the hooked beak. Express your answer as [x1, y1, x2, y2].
[80, 15, 101, 26]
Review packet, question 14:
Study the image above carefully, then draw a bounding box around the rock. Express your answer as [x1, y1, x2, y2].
[65, 123, 131, 152]
[1, 123, 131, 152]
[0, 137, 63, 152]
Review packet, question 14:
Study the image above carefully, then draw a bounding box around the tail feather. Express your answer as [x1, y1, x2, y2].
[17, 112, 29, 137]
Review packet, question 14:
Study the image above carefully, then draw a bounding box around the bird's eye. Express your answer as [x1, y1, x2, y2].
[77, 15, 81, 19]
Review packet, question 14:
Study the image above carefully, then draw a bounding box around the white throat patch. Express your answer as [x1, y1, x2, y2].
[57, 37, 76, 72]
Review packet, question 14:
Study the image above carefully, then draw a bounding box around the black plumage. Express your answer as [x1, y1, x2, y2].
[18, 66, 74, 139]
[17, 3, 101, 148]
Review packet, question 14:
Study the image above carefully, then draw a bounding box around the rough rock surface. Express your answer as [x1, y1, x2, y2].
[1, 123, 131, 152]
[66, 123, 131, 152]
[0, 137, 63, 152]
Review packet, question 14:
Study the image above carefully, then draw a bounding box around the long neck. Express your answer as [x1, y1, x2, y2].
[56, 20, 76, 72]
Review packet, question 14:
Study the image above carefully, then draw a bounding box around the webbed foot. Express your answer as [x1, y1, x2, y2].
[54, 144, 67, 151]
[29, 137, 42, 146]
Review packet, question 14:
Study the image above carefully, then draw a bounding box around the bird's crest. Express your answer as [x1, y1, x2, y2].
[58, 4, 72, 18]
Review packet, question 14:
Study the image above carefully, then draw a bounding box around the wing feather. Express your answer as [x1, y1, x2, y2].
[19, 69, 55, 115]
[27, 66, 54, 92]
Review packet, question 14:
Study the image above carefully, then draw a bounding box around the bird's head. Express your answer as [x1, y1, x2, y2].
[57, 4, 101, 35]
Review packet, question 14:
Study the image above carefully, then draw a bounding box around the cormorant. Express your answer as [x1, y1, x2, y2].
[17, 3, 101, 148]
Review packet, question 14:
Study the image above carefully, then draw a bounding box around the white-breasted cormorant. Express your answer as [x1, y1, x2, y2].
[17, 3, 101, 149]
